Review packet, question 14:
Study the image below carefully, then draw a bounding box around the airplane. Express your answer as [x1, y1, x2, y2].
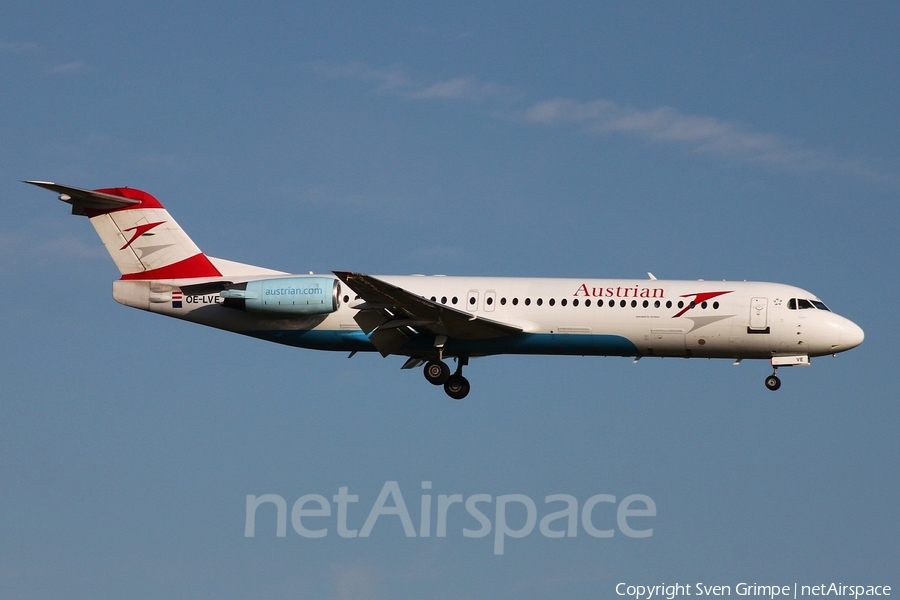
[26, 181, 865, 399]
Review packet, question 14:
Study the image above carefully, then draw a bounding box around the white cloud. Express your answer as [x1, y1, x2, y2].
[312, 62, 415, 95]
[312, 62, 519, 104]
[49, 61, 87, 75]
[523, 98, 795, 161]
[412, 77, 519, 104]
[34, 235, 105, 260]
[314, 62, 897, 186]
[414, 77, 478, 99]
[520, 98, 897, 182]
[0, 229, 104, 276]
[0, 41, 39, 54]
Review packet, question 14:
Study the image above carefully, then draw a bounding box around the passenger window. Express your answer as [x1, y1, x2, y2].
[537, 298, 543, 306]
[500, 298, 507, 306]
[561, 299, 568, 307]
[573, 299, 579, 307]
[642, 300, 649, 308]
[620, 300, 626, 308]
[585, 299, 591, 307]
[666, 300, 672, 309]
[549, 298, 555, 306]
[701, 301, 707, 309]
[525, 298, 531, 306]
[513, 298, 518, 306]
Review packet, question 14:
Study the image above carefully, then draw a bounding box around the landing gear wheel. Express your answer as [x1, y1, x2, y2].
[424, 360, 450, 385]
[765, 375, 781, 391]
[444, 375, 470, 400]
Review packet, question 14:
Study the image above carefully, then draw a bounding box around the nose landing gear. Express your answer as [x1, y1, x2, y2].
[764, 355, 810, 391]
[765, 368, 781, 391]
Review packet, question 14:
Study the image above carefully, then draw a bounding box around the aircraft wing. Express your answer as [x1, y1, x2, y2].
[334, 271, 521, 356]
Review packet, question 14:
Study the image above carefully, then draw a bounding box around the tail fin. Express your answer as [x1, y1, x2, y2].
[26, 181, 222, 280]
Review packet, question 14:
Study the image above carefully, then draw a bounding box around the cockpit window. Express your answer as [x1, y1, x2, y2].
[788, 298, 830, 311]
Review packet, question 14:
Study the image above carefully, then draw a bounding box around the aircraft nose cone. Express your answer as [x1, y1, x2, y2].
[841, 321, 865, 350]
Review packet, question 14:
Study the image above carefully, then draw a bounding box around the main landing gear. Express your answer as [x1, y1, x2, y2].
[423, 357, 470, 400]
[765, 368, 782, 391]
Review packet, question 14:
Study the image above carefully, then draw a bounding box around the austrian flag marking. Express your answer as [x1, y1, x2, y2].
[172, 290, 183, 309]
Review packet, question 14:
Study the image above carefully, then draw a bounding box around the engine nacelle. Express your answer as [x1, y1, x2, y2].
[220, 276, 341, 315]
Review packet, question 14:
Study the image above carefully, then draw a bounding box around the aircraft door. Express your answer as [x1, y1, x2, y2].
[749, 297, 769, 331]
[466, 289, 479, 313]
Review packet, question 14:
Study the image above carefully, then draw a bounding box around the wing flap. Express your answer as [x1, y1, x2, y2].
[353, 309, 391, 335]
[369, 328, 411, 356]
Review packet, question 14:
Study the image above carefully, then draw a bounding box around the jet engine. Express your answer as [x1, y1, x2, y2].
[219, 276, 341, 315]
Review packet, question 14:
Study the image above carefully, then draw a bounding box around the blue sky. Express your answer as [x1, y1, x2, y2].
[1, 2, 898, 599]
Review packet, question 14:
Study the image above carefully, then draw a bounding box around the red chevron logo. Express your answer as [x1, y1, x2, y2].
[120, 221, 165, 250]
[673, 290, 733, 317]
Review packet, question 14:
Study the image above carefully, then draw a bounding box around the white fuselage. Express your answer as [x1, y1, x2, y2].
[112, 275, 864, 361]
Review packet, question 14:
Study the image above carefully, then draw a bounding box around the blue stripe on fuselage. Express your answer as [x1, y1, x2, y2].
[242, 329, 639, 357]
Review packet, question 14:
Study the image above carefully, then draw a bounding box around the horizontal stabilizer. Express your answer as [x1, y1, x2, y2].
[25, 181, 140, 215]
